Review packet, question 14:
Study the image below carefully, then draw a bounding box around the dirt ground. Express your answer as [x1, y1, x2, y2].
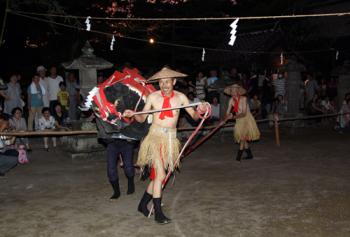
[1, 128, 350, 237]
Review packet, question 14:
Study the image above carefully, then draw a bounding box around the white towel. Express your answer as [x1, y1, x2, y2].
[30, 82, 46, 95]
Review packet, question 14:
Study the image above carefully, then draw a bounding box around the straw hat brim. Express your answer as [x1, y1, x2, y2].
[147, 67, 188, 82]
[224, 84, 246, 96]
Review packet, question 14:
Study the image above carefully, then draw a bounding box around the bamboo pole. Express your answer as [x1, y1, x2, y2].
[132, 102, 202, 116]
[0, 130, 97, 137]
[274, 113, 280, 146]
[184, 117, 230, 156]
[0, 112, 346, 137]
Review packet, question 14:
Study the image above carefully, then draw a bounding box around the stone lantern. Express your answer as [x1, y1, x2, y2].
[62, 41, 113, 96]
[61, 41, 113, 159]
[283, 57, 305, 116]
[332, 60, 350, 107]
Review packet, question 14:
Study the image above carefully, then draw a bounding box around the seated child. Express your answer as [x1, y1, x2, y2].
[38, 107, 57, 151]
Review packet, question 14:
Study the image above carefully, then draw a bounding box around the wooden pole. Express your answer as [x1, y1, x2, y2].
[184, 117, 230, 156]
[0, 130, 97, 137]
[132, 102, 202, 116]
[274, 113, 280, 146]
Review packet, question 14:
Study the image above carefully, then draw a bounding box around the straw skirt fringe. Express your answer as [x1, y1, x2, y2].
[137, 124, 180, 172]
[234, 112, 260, 142]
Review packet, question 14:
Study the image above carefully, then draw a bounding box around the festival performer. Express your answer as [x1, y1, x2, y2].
[123, 66, 208, 224]
[225, 84, 260, 161]
[89, 67, 155, 201]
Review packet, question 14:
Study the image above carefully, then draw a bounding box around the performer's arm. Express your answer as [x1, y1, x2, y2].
[183, 94, 202, 120]
[123, 96, 153, 123]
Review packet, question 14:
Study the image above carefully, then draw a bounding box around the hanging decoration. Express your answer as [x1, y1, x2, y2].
[85, 16, 91, 31]
[110, 35, 116, 51]
[228, 18, 239, 46]
[9, 11, 347, 56]
[201, 48, 206, 62]
[336, 50, 339, 60]
[280, 52, 284, 65]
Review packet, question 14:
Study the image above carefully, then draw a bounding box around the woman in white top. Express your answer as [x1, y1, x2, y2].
[3, 75, 23, 116]
[38, 107, 57, 151]
[9, 107, 31, 151]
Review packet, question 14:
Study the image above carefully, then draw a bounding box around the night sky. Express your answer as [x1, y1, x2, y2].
[1, 0, 350, 82]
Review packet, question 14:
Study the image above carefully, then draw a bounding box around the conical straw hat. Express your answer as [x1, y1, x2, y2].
[147, 66, 187, 82]
[224, 84, 246, 96]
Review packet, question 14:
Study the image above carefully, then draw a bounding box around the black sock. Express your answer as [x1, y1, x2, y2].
[138, 191, 153, 217]
[236, 149, 243, 161]
[153, 198, 171, 224]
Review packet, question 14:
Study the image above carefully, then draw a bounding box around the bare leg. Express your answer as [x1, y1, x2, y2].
[151, 161, 170, 224]
[239, 141, 245, 150]
[146, 181, 154, 195]
[152, 161, 166, 198]
[244, 140, 249, 149]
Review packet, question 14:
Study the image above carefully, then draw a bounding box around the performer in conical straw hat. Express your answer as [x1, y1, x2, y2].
[224, 84, 260, 161]
[123, 66, 209, 224]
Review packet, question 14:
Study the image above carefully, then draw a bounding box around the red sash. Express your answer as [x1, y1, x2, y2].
[159, 91, 174, 120]
[233, 96, 240, 113]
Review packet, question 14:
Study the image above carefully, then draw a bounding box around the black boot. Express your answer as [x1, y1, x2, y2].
[137, 191, 153, 217]
[127, 176, 135, 195]
[153, 198, 171, 224]
[245, 148, 253, 159]
[110, 180, 120, 199]
[236, 149, 243, 161]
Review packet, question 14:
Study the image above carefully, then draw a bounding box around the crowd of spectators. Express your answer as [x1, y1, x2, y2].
[0, 65, 81, 153]
[0, 64, 349, 156]
[173, 67, 350, 131]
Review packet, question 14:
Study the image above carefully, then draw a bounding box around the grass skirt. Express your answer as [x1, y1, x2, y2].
[234, 112, 260, 143]
[137, 124, 181, 172]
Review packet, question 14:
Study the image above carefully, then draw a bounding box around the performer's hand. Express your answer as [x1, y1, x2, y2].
[197, 103, 208, 114]
[225, 113, 233, 120]
[123, 109, 135, 118]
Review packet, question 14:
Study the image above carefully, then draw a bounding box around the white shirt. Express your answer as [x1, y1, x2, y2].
[272, 78, 286, 97]
[207, 76, 218, 86]
[47, 75, 64, 101]
[39, 77, 48, 89]
[39, 77, 50, 107]
[189, 97, 200, 104]
[38, 116, 56, 130]
[195, 77, 206, 100]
